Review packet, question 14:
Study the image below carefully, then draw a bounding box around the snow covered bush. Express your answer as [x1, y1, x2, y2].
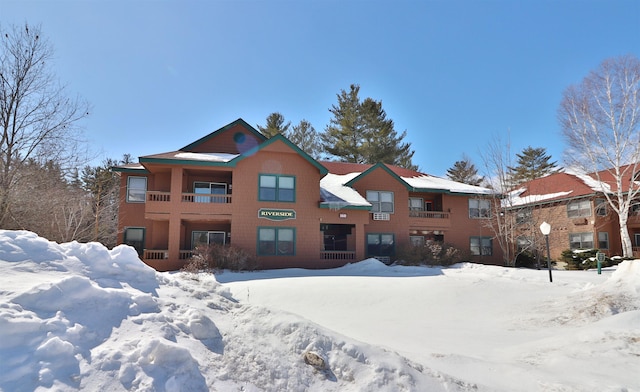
[560, 248, 621, 270]
[183, 244, 259, 272]
[396, 242, 463, 266]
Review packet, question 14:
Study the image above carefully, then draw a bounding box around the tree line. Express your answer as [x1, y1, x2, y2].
[2, 23, 639, 262]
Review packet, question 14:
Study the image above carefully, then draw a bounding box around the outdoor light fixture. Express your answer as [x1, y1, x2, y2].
[539, 221, 553, 283]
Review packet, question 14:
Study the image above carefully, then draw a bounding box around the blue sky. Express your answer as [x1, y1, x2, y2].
[3, 0, 639, 177]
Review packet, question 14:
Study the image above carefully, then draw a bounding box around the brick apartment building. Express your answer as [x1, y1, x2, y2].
[505, 168, 640, 261]
[113, 119, 502, 271]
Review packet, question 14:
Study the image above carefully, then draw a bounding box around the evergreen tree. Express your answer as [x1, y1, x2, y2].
[321, 84, 363, 163]
[321, 84, 416, 169]
[446, 155, 484, 186]
[507, 146, 559, 185]
[289, 119, 321, 159]
[257, 112, 291, 138]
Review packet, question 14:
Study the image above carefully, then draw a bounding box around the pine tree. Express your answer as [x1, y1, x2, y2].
[321, 84, 363, 163]
[257, 112, 291, 138]
[507, 146, 559, 185]
[289, 119, 321, 159]
[446, 155, 484, 186]
[321, 84, 417, 169]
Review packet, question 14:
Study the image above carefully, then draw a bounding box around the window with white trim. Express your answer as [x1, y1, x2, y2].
[408, 197, 424, 211]
[367, 191, 394, 213]
[127, 176, 147, 203]
[569, 232, 594, 249]
[469, 199, 491, 218]
[470, 236, 492, 256]
[567, 199, 591, 218]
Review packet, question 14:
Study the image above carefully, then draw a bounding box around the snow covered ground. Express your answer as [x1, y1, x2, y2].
[1, 230, 638, 391]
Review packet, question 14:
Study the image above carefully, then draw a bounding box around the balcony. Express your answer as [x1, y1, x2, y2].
[145, 191, 232, 218]
[320, 250, 356, 261]
[408, 210, 451, 229]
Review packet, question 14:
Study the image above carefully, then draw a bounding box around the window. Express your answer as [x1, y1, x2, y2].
[635, 233, 640, 247]
[367, 233, 395, 259]
[408, 198, 423, 211]
[258, 227, 295, 256]
[259, 175, 295, 202]
[124, 227, 145, 256]
[192, 231, 226, 248]
[470, 236, 492, 256]
[632, 203, 640, 216]
[567, 199, 591, 218]
[410, 235, 425, 246]
[469, 199, 491, 219]
[569, 232, 594, 249]
[595, 198, 607, 216]
[516, 208, 532, 224]
[367, 191, 394, 213]
[194, 182, 227, 203]
[516, 236, 533, 252]
[598, 232, 609, 249]
[127, 176, 147, 203]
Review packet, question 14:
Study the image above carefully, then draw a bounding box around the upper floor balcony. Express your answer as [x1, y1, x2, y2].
[408, 210, 451, 229]
[145, 191, 233, 218]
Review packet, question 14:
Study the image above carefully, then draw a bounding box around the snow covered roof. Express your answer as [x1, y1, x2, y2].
[173, 152, 240, 162]
[503, 169, 612, 208]
[321, 161, 494, 196]
[319, 173, 371, 209]
[401, 174, 494, 195]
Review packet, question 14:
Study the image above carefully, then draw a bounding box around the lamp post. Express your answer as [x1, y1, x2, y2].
[539, 221, 553, 283]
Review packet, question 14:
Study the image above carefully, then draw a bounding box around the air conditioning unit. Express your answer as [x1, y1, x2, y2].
[372, 213, 390, 221]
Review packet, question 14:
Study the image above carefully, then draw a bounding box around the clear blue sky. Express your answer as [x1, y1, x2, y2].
[3, 0, 639, 176]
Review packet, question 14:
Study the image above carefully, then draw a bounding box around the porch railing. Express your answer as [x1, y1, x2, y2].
[182, 193, 232, 204]
[146, 191, 232, 204]
[143, 249, 194, 260]
[409, 210, 449, 219]
[321, 250, 356, 261]
[147, 191, 171, 202]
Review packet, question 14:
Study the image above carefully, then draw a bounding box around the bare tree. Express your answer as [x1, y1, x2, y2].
[0, 23, 90, 228]
[559, 55, 640, 257]
[480, 134, 553, 267]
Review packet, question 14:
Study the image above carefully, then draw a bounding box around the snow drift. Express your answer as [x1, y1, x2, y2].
[0, 230, 468, 391]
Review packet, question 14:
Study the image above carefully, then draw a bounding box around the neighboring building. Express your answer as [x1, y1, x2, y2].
[505, 168, 640, 261]
[113, 118, 500, 271]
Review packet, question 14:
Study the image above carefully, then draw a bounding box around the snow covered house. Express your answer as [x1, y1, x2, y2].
[505, 168, 640, 261]
[112, 118, 499, 271]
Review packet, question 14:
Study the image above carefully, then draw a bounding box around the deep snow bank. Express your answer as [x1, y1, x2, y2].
[0, 231, 466, 391]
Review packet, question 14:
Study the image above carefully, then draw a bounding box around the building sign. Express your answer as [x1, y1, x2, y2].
[258, 208, 296, 221]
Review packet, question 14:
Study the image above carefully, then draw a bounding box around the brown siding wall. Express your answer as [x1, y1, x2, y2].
[188, 124, 263, 154]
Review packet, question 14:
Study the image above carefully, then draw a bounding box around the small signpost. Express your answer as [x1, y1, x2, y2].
[596, 252, 605, 275]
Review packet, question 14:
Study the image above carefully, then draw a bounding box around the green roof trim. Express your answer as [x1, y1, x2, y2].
[231, 133, 328, 175]
[179, 118, 267, 151]
[345, 163, 413, 190]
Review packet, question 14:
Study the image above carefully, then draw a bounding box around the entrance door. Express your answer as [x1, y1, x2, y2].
[194, 182, 227, 203]
[192, 231, 226, 248]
